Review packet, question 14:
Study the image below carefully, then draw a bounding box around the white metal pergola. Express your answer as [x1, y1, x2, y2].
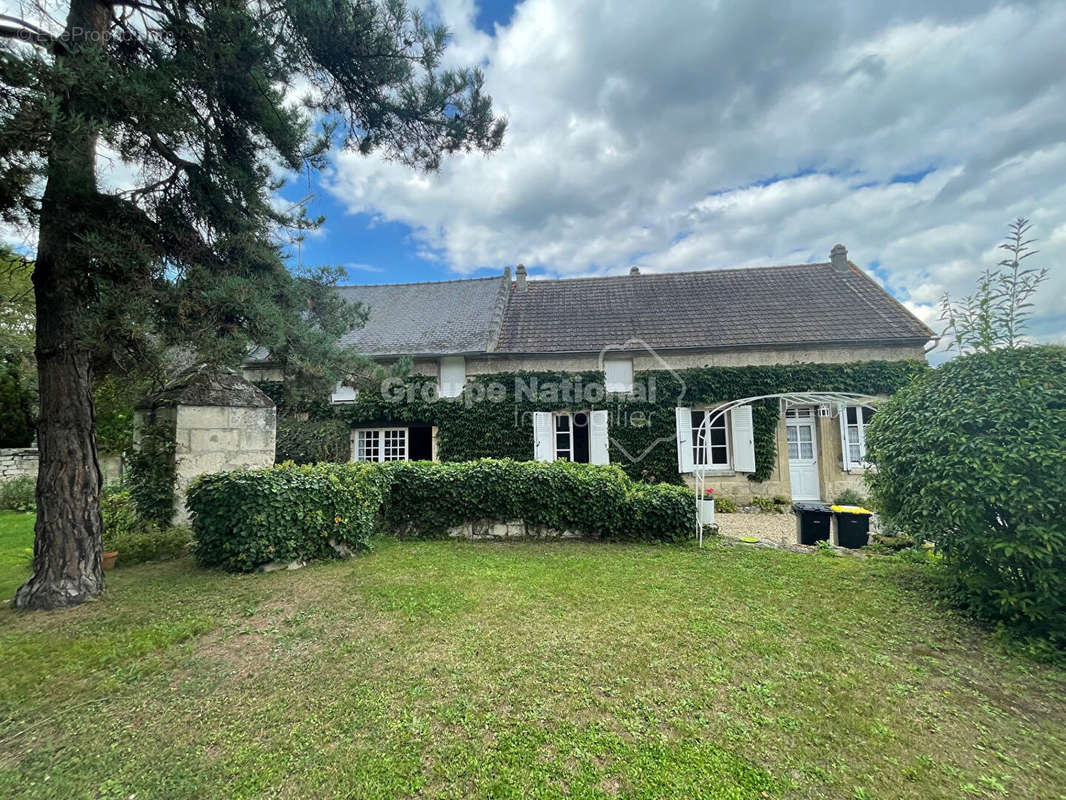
[692, 392, 884, 546]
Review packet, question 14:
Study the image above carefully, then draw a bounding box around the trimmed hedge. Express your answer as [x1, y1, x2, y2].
[275, 417, 350, 464]
[188, 463, 390, 572]
[380, 459, 690, 541]
[187, 459, 696, 571]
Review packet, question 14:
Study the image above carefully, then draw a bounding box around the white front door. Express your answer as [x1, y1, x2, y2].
[786, 408, 820, 501]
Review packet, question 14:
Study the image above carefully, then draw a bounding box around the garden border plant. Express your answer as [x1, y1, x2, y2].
[187, 459, 696, 572]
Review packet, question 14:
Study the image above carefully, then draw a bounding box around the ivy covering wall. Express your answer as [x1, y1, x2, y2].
[267, 359, 927, 484]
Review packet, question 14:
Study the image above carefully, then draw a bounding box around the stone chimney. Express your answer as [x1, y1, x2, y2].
[502, 265, 511, 281]
[515, 263, 527, 291]
[830, 244, 849, 272]
[629, 266, 640, 275]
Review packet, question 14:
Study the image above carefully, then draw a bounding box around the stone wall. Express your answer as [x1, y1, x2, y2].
[445, 519, 587, 540]
[0, 449, 124, 485]
[135, 365, 277, 524]
[0, 448, 38, 482]
[169, 405, 276, 523]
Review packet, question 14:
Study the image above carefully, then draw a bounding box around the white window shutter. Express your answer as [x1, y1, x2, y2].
[533, 412, 553, 462]
[604, 359, 634, 393]
[589, 410, 610, 464]
[838, 404, 851, 472]
[730, 405, 756, 472]
[675, 407, 694, 473]
[331, 382, 357, 404]
[439, 356, 466, 398]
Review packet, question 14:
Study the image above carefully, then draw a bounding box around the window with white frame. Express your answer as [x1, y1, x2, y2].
[843, 405, 875, 466]
[353, 428, 408, 462]
[691, 410, 730, 468]
[604, 358, 634, 393]
[785, 407, 815, 460]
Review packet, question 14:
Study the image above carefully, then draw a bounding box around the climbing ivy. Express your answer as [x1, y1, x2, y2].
[125, 421, 177, 526]
[268, 359, 927, 484]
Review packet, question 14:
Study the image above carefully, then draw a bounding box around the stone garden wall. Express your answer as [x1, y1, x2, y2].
[0, 448, 38, 482]
[171, 404, 276, 523]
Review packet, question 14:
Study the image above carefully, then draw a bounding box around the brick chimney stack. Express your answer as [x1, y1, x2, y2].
[515, 263, 527, 291]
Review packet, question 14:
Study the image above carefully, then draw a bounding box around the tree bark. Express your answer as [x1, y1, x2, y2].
[13, 0, 110, 610]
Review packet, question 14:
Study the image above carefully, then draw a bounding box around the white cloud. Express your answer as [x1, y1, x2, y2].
[324, 0, 1066, 342]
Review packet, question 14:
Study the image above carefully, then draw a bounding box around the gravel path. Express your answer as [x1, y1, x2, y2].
[714, 512, 796, 546]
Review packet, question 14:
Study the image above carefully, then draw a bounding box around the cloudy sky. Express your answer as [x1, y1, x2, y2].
[283, 0, 1066, 349]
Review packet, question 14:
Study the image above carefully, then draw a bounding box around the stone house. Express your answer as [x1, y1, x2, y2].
[245, 245, 932, 503]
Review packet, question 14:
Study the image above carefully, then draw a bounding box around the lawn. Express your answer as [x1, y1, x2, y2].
[1, 510, 1064, 799]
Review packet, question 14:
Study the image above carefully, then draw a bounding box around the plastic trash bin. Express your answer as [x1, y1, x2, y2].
[792, 502, 832, 545]
[830, 505, 873, 548]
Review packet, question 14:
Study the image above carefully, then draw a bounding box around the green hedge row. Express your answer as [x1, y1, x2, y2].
[187, 463, 389, 572]
[187, 459, 696, 571]
[380, 459, 692, 541]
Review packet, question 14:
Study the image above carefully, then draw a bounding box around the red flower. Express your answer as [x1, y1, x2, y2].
[704, 487, 714, 495]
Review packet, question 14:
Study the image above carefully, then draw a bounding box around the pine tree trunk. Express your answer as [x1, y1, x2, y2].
[13, 0, 110, 610]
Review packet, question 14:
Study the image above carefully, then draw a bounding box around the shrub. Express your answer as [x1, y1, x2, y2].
[99, 487, 191, 564]
[866, 346, 1066, 645]
[750, 496, 784, 514]
[714, 495, 738, 513]
[378, 459, 694, 542]
[275, 417, 350, 464]
[380, 459, 633, 539]
[624, 483, 693, 542]
[0, 475, 36, 512]
[833, 488, 868, 507]
[189, 460, 696, 571]
[188, 462, 390, 572]
[100, 487, 141, 540]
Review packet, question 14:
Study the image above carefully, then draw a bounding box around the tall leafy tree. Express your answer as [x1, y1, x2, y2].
[0, 0, 505, 609]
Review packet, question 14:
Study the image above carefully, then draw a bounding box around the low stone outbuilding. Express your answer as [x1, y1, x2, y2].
[135, 365, 275, 524]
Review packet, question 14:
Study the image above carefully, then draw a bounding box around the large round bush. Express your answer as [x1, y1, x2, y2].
[865, 346, 1066, 643]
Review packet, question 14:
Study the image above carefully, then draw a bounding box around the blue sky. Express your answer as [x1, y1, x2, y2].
[272, 0, 1065, 352]
[277, 0, 521, 285]
[6, 0, 1061, 347]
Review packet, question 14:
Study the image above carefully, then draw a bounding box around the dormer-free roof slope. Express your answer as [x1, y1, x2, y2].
[495, 262, 932, 353]
[331, 256, 932, 357]
[333, 276, 508, 356]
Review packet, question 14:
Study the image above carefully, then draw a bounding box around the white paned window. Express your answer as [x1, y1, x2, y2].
[554, 413, 573, 462]
[844, 406, 874, 466]
[786, 408, 815, 460]
[604, 358, 634, 393]
[353, 428, 408, 462]
[691, 410, 730, 468]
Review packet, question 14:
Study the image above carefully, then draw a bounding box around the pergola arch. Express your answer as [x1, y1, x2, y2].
[692, 392, 885, 545]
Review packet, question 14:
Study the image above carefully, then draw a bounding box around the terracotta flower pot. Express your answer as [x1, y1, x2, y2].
[101, 551, 119, 570]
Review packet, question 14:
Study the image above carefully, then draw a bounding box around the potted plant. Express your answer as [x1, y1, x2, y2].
[699, 487, 716, 526]
[100, 529, 119, 569]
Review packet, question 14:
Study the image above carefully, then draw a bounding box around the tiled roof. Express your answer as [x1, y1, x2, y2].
[494, 263, 932, 353]
[333, 276, 507, 356]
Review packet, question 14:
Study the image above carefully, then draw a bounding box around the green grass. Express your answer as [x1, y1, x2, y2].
[1, 510, 1064, 799]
